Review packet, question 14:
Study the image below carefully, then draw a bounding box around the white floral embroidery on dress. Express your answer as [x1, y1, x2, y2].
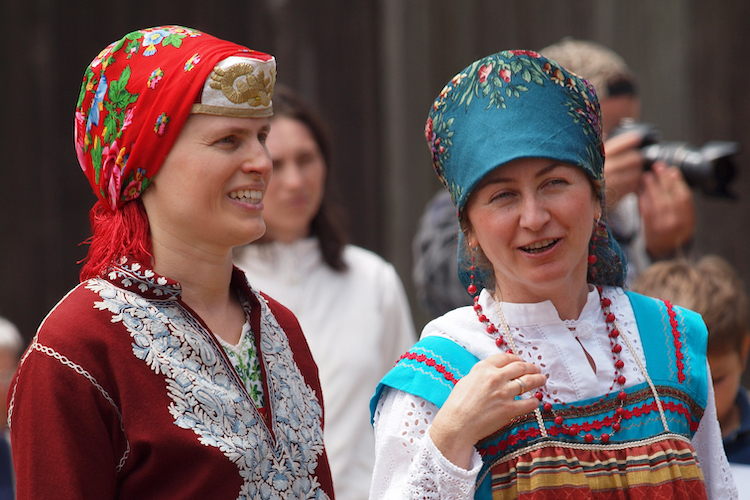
[88, 263, 331, 500]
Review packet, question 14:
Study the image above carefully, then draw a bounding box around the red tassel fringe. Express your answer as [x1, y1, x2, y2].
[79, 200, 153, 281]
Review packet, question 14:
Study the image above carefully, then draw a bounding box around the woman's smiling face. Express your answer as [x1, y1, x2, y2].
[141, 113, 273, 254]
[464, 157, 600, 304]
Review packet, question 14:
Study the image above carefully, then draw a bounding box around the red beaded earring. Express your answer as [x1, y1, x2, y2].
[587, 214, 601, 281]
[467, 248, 478, 296]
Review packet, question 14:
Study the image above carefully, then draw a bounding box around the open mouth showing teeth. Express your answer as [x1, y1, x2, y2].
[521, 239, 558, 254]
[229, 189, 263, 204]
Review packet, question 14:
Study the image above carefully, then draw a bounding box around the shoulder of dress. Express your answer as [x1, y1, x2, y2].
[422, 305, 479, 339]
[257, 290, 300, 327]
[35, 281, 108, 338]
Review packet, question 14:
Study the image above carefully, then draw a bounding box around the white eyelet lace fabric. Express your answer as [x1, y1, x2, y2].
[370, 388, 481, 500]
[693, 364, 738, 499]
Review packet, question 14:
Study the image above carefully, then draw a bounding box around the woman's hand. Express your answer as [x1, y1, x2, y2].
[429, 353, 546, 469]
[638, 161, 695, 259]
[603, 131, 645, 209]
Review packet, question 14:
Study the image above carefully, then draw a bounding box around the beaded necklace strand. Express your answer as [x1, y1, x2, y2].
[474, 286, 627, 443]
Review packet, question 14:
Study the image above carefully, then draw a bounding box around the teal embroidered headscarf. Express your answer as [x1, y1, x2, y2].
[425, 49, 626, 291]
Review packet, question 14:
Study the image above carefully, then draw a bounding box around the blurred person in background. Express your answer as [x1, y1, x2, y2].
[234, 86, 415, 500]
[632, 256, 750, 494]
[8, 26, 335, 499]
[0, 316, 22, 500]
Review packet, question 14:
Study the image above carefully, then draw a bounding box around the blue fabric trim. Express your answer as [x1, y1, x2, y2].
[475, 474, 491, 500]
[475, 384, 693, 457]
[626, 291, 708, 409]
[370, 336, 479, 424]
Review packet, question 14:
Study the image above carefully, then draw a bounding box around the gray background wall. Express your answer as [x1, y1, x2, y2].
[1, 1, 748, 360]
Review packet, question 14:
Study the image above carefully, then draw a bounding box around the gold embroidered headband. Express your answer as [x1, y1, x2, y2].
[191, 55, 276, 117]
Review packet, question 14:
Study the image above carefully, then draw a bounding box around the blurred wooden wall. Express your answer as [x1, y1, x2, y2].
[1, 0, 748, 356]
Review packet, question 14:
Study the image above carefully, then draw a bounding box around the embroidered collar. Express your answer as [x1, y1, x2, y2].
[105, 257, 181, 300]
[105, 256, 252, 301]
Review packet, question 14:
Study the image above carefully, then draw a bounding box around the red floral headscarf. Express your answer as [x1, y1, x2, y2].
[74, 26, 276, 211]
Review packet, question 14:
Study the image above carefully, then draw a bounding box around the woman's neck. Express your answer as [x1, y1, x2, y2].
[260, 225, 310, 245]
[149, 234, 244, 342]
[552, 285, 592, 321]
[151, 234, 233, 287]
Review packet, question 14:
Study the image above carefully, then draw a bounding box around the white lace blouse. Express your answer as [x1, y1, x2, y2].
[369, 286, 737, 499]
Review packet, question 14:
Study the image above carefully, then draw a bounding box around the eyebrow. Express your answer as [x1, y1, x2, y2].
[214, 123, 271, 137]
[481, 161, 565, 186]
[535, 162, 565, 177]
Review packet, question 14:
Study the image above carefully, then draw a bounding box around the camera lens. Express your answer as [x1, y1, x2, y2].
[641, 141, 738, 197]
[610, 120, 739, 198]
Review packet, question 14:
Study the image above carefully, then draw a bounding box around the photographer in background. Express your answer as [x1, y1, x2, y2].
[540, 38, 696, 282]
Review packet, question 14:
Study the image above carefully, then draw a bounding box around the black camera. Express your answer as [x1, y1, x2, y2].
[609, 119, 740, 198]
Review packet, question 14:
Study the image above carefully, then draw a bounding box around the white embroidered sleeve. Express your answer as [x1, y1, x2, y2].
[692, 361, 737, 499]
[370, 387, 482, 500]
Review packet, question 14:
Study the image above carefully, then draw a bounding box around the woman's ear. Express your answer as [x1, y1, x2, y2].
[460, 213, 477, 248]
[464, 228, 478, 249]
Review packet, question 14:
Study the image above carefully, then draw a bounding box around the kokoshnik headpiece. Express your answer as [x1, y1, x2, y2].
[424, 50, 626, 290]
[74, 26, 276, 211]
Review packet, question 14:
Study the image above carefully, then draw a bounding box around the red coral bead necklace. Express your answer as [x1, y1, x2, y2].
[473, 285, 628, 443]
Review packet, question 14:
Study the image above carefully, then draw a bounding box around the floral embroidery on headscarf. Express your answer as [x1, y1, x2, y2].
[184, 54, 201, 72]
[123, 167, 147, 202]
[86, 75, 108, 132]
[154, 113, 169, 136]
[147, 68, 164, 89]
[426, 50, 605, 211]
[141, 28, 183, 57]
[101, 140, 124, 210]
[426, 51, 549, 200]
[75, 26, 263, 211]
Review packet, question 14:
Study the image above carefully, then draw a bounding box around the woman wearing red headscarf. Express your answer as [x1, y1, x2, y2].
[8, 26, 334, 499]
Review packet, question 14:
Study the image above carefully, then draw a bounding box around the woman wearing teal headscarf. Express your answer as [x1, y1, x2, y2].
[369, 51, 734, 499]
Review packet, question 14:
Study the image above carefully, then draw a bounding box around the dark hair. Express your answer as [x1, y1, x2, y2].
[606, 77, 638, 98]
[260, 85, 348, 271]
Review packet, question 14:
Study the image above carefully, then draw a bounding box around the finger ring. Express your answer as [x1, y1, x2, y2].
[513, 377, 527, 395]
